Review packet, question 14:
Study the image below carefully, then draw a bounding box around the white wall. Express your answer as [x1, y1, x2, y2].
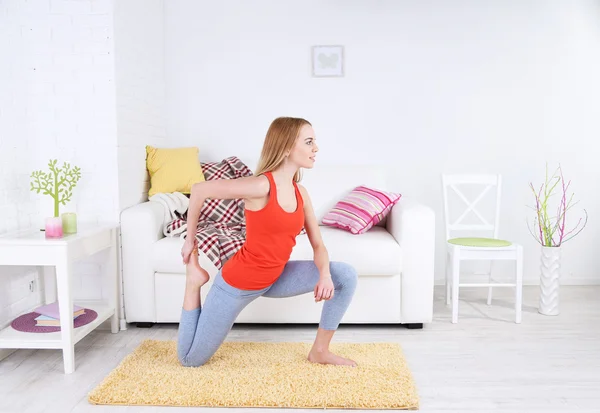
[115, 0, 168, 211]
[0, 0, 119, 336]
[165, 0, 600, 285]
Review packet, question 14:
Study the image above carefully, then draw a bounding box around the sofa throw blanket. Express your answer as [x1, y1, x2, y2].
[149, 192, 190, 235]
[164, 156, 254, 269]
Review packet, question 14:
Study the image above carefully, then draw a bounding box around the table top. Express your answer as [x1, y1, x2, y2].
[0, 222, 118, 246]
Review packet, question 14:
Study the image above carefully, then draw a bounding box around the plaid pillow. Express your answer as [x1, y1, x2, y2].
[183, 156, 254, 224]
[321, 186, 401, 235]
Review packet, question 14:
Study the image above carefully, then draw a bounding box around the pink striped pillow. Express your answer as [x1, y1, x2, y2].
[321, 186, 402, 235]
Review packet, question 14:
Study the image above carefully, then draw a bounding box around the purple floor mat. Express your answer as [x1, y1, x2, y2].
[10, 309, 98, 333]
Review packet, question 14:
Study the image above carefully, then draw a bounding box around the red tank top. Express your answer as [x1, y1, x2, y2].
[221, 171, 305, 290]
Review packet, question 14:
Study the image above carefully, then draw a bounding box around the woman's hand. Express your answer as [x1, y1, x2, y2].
[181, 237, 198, 265]
[314, 275, 334, 302]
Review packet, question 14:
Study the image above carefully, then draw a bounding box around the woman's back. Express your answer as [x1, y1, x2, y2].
[221, 171, 304, 290]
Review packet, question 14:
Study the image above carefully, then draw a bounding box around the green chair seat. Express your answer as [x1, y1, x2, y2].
[448, 237, 512, 247]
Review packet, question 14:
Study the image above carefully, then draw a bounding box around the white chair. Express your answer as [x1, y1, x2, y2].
[442, 174, 523, 324]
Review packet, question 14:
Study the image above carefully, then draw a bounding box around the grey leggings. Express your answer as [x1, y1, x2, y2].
[177, 260, 358, 367]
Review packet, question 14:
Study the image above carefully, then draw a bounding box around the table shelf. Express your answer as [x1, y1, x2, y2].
[0, 301, 115, 350]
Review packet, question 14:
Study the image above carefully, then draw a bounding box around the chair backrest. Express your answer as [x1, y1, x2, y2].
[441, 174, 502, 241]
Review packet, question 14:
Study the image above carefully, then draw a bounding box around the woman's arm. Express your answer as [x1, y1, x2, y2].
[298, 185, 331, 279]
[186, 176, 269, 242]
[299, 185, 334, 302]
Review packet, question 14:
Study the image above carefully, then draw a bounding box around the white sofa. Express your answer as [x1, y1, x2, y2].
[120, 163, 436, 328]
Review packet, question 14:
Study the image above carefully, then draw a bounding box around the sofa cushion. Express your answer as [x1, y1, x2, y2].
[290, 226, 401, 276]
[152, 236, 185, 273]
[151, 236, 218, 275]
[146, 145, 205, 197]
[152, 226, 401, 276]
[321, 186, 401, 234]
[151, 226, 402, 277]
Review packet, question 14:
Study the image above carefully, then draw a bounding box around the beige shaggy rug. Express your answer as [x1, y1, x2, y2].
[88, 339, 419, 410]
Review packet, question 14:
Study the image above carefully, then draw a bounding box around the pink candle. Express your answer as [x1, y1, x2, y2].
[45, 217, 63, 238]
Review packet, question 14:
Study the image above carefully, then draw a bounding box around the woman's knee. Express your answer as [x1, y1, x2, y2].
[179, 353, 210, 368]
[330, 261, 358, 289]
[178, 342, 214, 367]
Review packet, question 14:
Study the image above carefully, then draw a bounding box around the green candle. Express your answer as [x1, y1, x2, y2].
[61, 212, 77, 234]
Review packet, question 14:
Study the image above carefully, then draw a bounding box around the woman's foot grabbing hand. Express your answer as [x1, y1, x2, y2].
[185, 243, 209, 288]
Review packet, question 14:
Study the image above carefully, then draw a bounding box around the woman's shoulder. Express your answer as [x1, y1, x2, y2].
[296, 183, 309, 201]
[249, 174, 270, 196]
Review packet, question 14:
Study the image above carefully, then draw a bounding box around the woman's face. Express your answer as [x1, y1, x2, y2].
[289, 124, 318, 169]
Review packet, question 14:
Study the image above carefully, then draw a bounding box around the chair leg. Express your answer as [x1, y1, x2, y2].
[487, 260, 494, 306]
[515, 246, 523, 324]
[445, 252, 451, 306]
[452, 253, 460, 324]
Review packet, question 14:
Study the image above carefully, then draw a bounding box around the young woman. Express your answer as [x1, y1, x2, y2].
[178, 117, 358, 368]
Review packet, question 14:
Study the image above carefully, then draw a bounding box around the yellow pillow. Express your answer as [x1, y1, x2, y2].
[146, 145, 205, 197]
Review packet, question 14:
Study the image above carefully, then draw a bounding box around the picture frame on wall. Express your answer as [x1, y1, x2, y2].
[312, 45, 344, 77]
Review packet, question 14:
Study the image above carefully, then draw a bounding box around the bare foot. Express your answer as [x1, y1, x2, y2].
[186, 250, 209, 288]
[307, 349, 357, 367]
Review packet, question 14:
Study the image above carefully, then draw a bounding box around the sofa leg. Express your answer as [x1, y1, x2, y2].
[136, 322, 154, 328]
[404, 323, 423, 329]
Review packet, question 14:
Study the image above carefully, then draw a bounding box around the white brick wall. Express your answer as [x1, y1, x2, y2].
[114, 0, 167, 211]
[0, 0, 118, 331]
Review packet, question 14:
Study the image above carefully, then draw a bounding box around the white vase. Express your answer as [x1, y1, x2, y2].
[539, 246, 561, 316]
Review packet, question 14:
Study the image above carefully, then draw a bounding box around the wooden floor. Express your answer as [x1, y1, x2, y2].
[0, 285, 599, 413]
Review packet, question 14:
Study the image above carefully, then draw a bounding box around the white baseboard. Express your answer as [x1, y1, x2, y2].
[0, 348, 16, 362]
[434, 276, 600, 286]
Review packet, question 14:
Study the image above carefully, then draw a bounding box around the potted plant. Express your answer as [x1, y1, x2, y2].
[527, 164, 587, 315]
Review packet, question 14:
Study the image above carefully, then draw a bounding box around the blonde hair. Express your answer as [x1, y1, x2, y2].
[255, 117, 312, 182]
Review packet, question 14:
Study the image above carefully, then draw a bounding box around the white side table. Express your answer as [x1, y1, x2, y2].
[0, 223, 120, 374]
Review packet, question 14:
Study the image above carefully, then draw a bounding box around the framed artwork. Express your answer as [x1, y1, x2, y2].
[312, 45, 344, 77]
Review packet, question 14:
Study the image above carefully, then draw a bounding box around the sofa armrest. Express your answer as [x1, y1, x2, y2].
[120, 201, 165, 322]
[386, 197, 436, 324]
